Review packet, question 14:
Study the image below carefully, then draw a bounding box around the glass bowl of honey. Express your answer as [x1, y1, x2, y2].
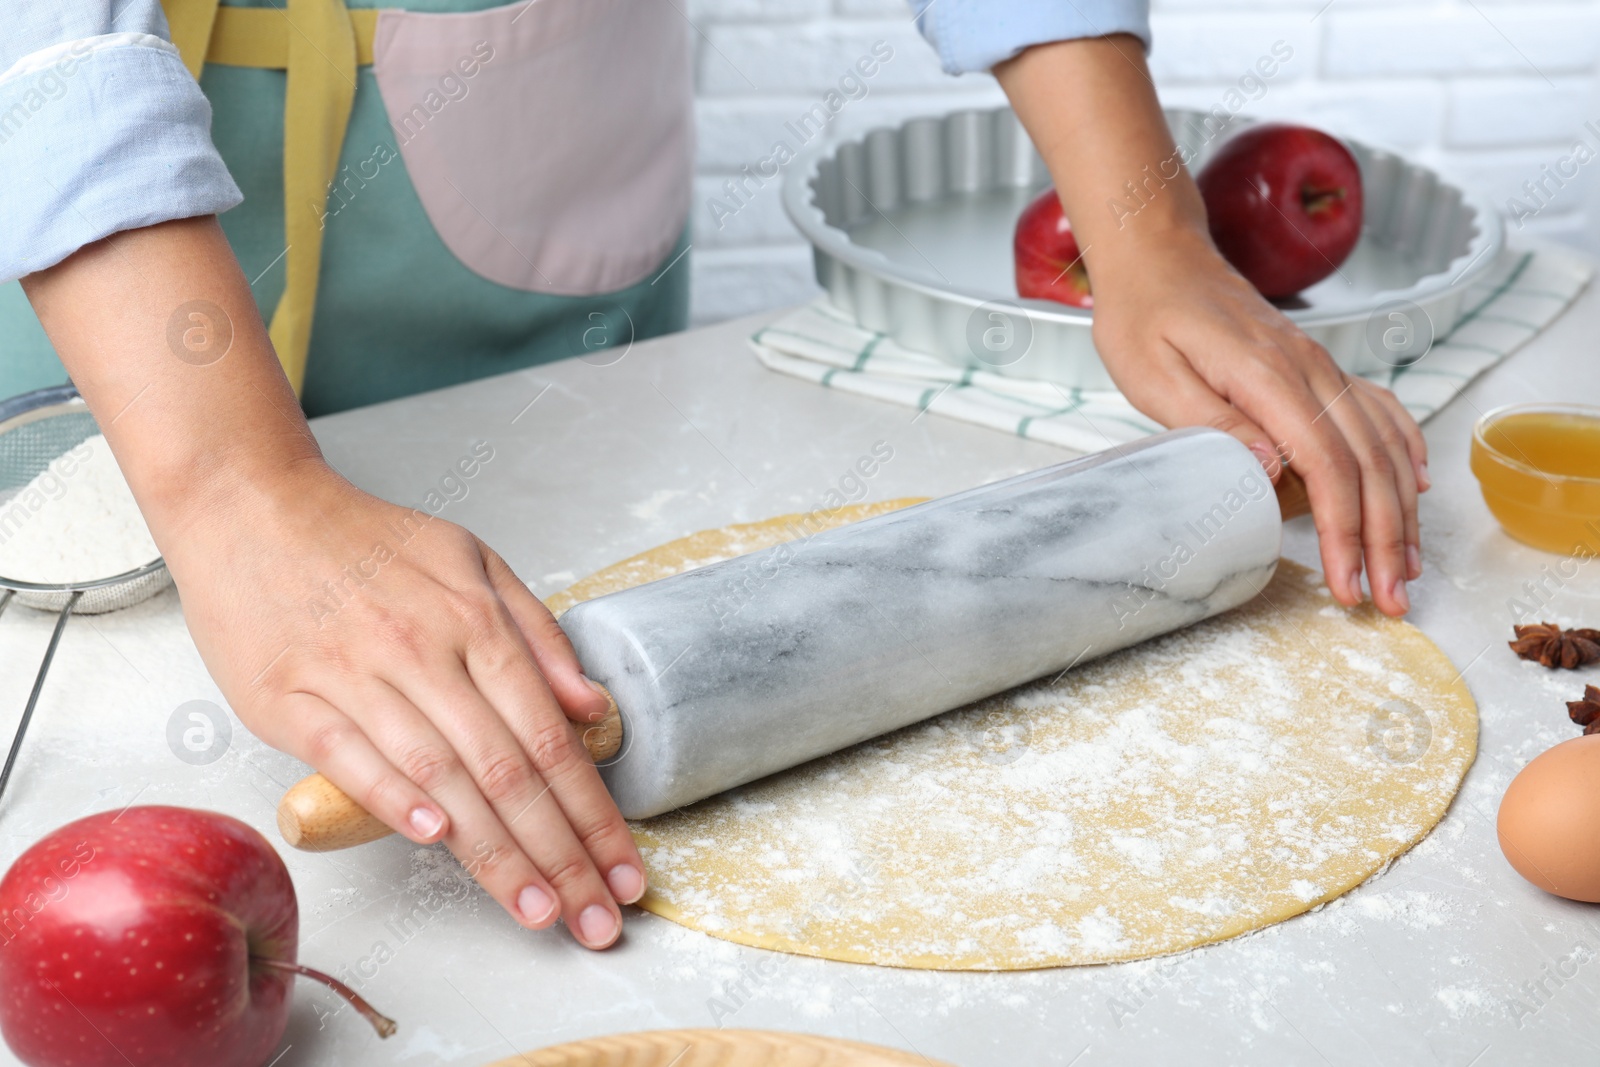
[1470, 403, 1600, 554]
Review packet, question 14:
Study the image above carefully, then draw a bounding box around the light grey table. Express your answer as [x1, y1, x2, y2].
[2, 264, 1598, 1066]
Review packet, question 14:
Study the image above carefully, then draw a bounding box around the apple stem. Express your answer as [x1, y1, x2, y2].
[1301, 185, 1345, 215]
[253, 957, 397, 1039]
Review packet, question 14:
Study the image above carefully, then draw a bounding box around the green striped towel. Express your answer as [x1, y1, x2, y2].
[750, 245, 1592, 453]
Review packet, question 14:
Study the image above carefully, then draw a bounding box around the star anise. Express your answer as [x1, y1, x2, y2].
[1568, 685, 1600, 735]
[1509, 622, 1600, 669]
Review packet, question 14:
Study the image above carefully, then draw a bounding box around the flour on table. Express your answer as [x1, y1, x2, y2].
[547, 502, 1478, 970]
[0, 434, 159, 584]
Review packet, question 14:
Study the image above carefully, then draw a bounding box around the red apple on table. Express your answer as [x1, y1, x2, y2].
[0, 806, 393, 1067]
[1196, 122, 1364, 299]
[1014, 188, 1093, 308]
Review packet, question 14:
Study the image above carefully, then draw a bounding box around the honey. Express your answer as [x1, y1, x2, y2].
[1471, 405, 1600, 554]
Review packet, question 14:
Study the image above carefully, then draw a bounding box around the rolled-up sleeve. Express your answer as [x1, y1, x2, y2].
[0, 2, 242, 282]
[912, 0, 1151, 75]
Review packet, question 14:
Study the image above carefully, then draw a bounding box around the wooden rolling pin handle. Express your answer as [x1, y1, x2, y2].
[1275, 468, 1311, 521]
[277, 688, 624, 852]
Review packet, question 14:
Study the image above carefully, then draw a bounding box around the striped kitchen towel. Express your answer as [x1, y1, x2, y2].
[750, 244, 1592, 454]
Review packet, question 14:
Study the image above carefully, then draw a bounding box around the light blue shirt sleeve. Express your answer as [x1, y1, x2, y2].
[912, 0, 1151, 75]
[0, 1, 242, 282]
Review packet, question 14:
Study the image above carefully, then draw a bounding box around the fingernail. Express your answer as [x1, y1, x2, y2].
[582, 676, 611, 720]
[1417, 463, 1431, 491]
[1346, 568, 1364, 603]
[1248, 443, 1279, 475]
[408, 806, 443, 839]
[578, 904, 619, 946]
[606, 863, 645, 905]
[518, 885, 557, 924]
[1391, 577, 1410, 614]
[1406, 544, 1421, 578]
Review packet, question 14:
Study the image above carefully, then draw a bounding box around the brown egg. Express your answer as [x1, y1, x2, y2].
[1499, 734, 1600, 902]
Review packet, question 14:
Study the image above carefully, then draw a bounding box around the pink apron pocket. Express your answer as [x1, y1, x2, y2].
[371, 0, 692, 295]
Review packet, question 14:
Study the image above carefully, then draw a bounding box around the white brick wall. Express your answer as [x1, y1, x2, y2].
[685, 0, 1600, 326]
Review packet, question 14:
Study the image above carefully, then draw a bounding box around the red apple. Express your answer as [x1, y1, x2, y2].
[1014, 188, 1093, 308]
[1196, 123, 1364, 299]
[0, 807, 393, 1067]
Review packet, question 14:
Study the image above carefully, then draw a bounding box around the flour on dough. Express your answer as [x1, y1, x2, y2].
[547, 501, 1478, 970]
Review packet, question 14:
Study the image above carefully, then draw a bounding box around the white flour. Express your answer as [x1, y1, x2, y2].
[0, 434, 159, 584]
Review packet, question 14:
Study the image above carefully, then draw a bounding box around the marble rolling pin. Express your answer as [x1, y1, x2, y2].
[279, 427, 1296, 847]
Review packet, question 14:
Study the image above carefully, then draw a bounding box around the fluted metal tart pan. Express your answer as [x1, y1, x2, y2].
[783, 106, 1504, 390]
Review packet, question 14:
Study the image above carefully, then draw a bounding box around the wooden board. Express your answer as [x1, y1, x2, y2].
[482, 1028, 951, 1066]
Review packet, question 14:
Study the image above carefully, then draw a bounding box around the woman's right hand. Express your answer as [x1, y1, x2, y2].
[162, 461, 646, 948]
[24, 216, 643, 948]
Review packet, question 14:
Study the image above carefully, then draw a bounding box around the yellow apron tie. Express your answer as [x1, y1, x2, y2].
[160, 0, 380, 396]
[162, 0, 220, 79]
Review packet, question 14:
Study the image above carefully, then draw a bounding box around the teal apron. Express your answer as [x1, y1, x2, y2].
[0, 0, 692, 417]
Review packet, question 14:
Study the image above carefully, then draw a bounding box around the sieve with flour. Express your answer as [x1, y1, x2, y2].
[0, 385, 173, 803]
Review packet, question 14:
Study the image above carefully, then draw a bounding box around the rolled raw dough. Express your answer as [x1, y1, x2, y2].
[546, 500, 1477, 970]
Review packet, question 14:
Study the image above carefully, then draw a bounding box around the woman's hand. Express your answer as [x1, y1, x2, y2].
[162, 464, 646, 947]
[23, 216, 644, 947]
[995, 35, 1427, 616]
[1087, 224, 1427, 616]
